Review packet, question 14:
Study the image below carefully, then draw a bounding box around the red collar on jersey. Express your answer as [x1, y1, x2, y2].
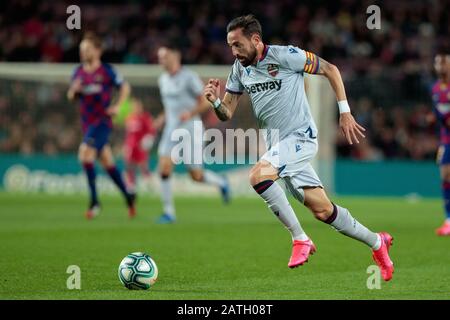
[259, 44, 269, 62]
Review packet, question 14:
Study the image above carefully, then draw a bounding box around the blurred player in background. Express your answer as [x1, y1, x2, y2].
[155, 43, 230, 224]
[432, 49, 450, 236]
[124, 97, 157, 197]
[204, 15, 394, 280]
[67, 32, 136, 219]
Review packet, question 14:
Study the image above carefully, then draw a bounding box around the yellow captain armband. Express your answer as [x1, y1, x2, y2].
[304, 51, 320, 74]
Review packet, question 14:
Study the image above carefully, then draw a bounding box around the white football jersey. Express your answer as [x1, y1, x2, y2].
[158, 67, 204, 128]
[226, 45, 318, 147]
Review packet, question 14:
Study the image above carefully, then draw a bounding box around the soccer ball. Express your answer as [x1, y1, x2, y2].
[118, 252, 158, 290]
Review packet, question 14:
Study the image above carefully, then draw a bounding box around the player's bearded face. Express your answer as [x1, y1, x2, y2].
[237, 43, 257, 67]
[228, 30, 258, 67]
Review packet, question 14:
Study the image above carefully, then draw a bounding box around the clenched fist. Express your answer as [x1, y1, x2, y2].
[204, 79, 221, 104]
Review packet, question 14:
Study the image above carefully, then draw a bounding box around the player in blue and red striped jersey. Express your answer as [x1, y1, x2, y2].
[67, 32, 136, 219]
[432, 49, 450, 236]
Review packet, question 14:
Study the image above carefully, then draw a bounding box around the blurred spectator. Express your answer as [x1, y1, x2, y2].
[0, 0, 448, 161]
[0, 0, 448, 70]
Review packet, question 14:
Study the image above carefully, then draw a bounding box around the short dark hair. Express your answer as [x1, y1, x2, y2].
[82, 32, 102, 49]
[162, 39, 182, 53]
[226, 14, 262, 39]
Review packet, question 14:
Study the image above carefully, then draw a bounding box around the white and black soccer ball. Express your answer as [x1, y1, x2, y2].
[118, 252, 158, 290]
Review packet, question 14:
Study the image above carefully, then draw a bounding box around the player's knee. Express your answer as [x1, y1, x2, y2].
[249, 165, 265, 186]
[100, 157, 114, 169]
[189, 170, 203, 182]
[307, 203, 334, 222]
[249, 171, 259, 186]
[159, 166, 171, 178]
[78, 147, 94, 163]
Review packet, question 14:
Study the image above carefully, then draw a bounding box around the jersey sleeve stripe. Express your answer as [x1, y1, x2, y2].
[226, 88, 243, 95]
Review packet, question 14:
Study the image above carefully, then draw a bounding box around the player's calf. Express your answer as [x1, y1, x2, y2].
[158, 173, 175, 220]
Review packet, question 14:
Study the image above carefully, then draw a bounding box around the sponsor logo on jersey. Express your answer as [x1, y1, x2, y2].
[267, 64, 279, 77]
[82, 83, 103, 95]
[244, 79, 282, 94]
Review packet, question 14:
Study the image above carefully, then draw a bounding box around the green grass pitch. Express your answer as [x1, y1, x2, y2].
[0, 192, 449, 300]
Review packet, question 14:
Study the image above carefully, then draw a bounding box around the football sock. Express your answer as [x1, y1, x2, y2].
[82, 162, 98, 207]
[125, 167, 136, 195]
[106, 166, 131, 202]
[442, 181, 450, 220]
[202, 170, 227, 188]
[253, 180, 309, 241]
[326, 203, 381, 250]
[160, 174, 175, 217]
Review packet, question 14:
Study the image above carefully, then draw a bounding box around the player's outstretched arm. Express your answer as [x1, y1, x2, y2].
[311, 55, 366, 145]
[204, 79, 240, 121]
[107, 81, 131, 116]
[67, 78, 82, 101]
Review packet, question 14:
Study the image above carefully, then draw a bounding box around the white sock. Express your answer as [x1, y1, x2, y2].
[160, 177, 175, 217]
[257, 181, 309, 241]
[329, 204, 380, 250]
[202, 170, 226, 188]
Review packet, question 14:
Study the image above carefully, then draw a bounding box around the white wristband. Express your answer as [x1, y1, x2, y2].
[338, 100, 351, 114]
[212, 98, 221, 109]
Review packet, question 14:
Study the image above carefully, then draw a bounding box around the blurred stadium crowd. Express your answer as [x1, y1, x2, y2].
[0, 0, 448, 160]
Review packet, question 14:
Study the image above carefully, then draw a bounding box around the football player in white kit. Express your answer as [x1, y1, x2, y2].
[204, 15, 394, 281]
[156, 44, 230, 224]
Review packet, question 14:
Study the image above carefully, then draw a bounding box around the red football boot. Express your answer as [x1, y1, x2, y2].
[288, 239, 316, 268]
[436, 221, 450, 236]
[372, 232, 394, 281]
[85, 204, 100, 220]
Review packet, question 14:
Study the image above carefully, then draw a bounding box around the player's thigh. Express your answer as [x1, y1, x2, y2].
[83, 122, 111, 156]
[249, 160, 279, 186]
[159, 156, 173, 176]
[303, 187, 334, 219]
[99, 145, 115, 168]
[78, 143, 97, 163]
